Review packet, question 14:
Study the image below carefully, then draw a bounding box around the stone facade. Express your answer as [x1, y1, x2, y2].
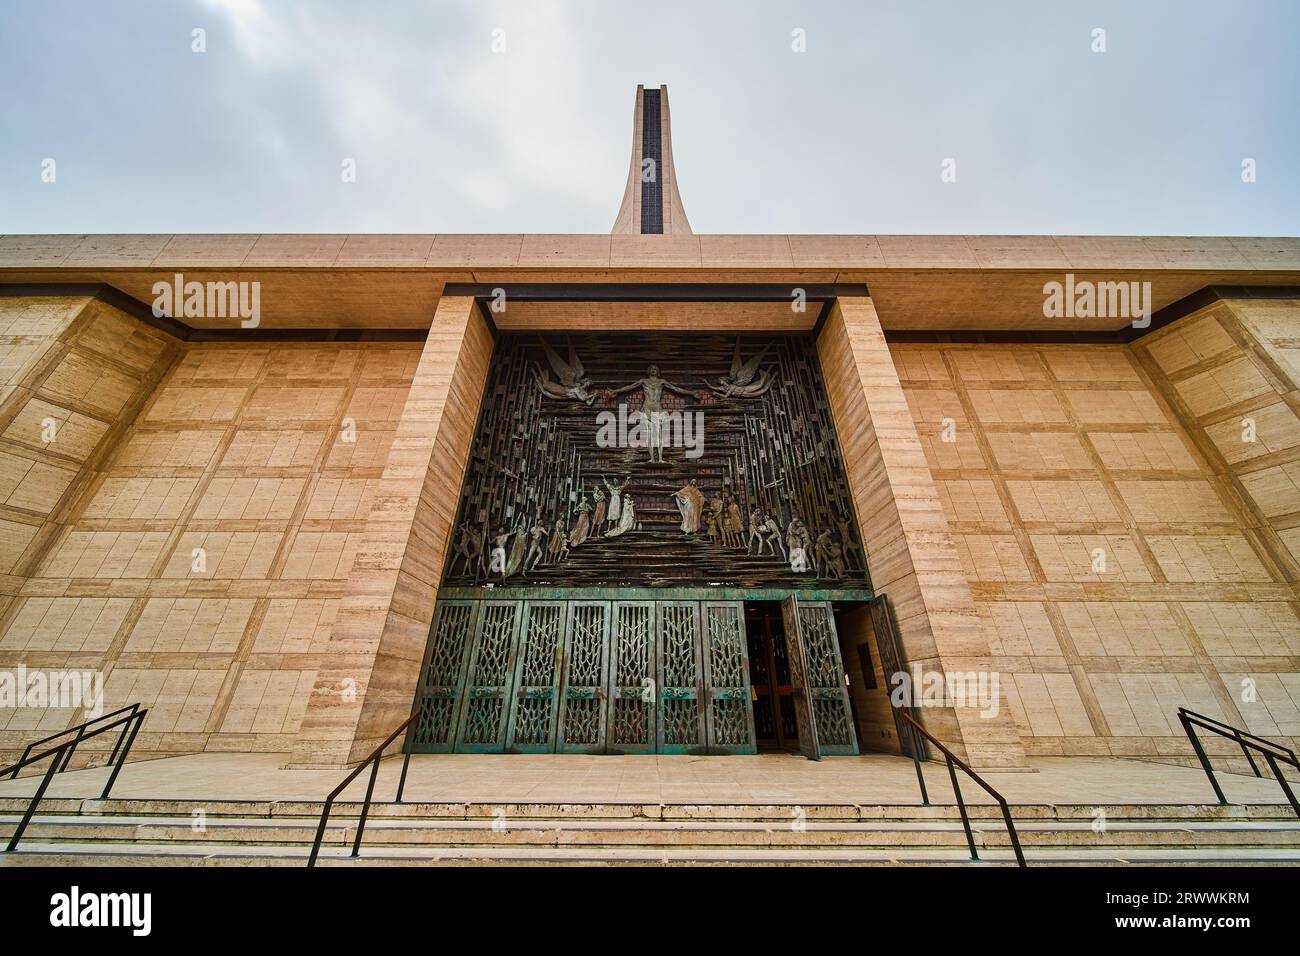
[892, 300, 1300, 766]
[1, 290, 1296, 772]
[0, 294, 426, 764]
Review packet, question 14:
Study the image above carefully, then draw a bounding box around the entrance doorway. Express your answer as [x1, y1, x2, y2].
[412, 591, 864, 757]
[744, 603, 800, 752]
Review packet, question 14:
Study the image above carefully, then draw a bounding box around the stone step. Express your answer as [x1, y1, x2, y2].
[4, 840, 1300, 867]
[2, 796, 1295, 824]
[5, 814, 1299, 850]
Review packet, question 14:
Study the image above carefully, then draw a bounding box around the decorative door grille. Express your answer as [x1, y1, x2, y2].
[414, 595, 859, 756]
[453, 600, 523, 752]
[411, 601, 477, 751]
[796, 601, 858, 756]
[607, 602, 657, 753]
[557, 602, 610, 753]
[657, 602, 706, 753]
[505, 602, 566, 752]
[702, 602, 756, 754]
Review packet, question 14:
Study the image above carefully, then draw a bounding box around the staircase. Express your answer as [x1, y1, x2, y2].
[3, 798, 1299, 866]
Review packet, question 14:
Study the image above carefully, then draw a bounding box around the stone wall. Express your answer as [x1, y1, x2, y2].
[890, 302, 1300, 765]
[0, 295, 182, 760]
[0, 293, 426, 765]
[290, 297, 493, 767]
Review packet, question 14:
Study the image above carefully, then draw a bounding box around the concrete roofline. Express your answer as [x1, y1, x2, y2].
[1, 233, 1298, 272]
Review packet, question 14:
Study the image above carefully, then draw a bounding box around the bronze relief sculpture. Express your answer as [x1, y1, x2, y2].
[443, 332, 868, 588]
[532, 338, 596, 405]
[704, 339, 776, 399]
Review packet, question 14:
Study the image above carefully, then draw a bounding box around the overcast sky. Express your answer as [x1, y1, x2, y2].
[1, 0, 1297, 236]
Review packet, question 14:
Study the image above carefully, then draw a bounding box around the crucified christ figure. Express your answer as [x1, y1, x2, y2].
[609, 365, 699, 462]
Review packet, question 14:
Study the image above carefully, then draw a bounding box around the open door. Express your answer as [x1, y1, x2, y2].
[780, 595, 822, 761]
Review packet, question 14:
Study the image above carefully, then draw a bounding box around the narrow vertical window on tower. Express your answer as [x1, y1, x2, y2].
[640, 88, 664, 234]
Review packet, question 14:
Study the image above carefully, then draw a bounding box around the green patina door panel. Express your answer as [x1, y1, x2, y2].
[701, 602, 757, 754]
[419, 592, 864, 756]
[411, 600, 479, 753]
[557, 601, 611, 754]
[453, 600, 524, 753]
[781, 596, 821, 760]
[606, 601, 657, 754]
[796, 600, 859, 756]
[657, 601, 707, 754]
[505, 601, 567, 753]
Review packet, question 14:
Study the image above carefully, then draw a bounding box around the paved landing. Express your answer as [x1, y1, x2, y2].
[0, 752, 1290, 807]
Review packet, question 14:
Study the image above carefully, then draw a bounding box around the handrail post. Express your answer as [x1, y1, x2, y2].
[907, 723, 929, 805]
[999, 801, 1026, 867]
[5, 745, 65, 852]
[1179, 712, 1228, 805]
[351, 757, 383, 857]
[909, 741, 930, 806]
[106, 703, 139, 765]
[1261, 752, 1300, 818]
[395, 726, 414, 804]
[57, 725, 85, 772]
[1232, 728, 1262, 778]
[945, 755, 978, 861]
[99, 711, 144, 800]
[307, 799, 334, 868]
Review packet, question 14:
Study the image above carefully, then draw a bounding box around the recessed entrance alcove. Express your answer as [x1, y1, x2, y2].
[411, 328, 902, 758]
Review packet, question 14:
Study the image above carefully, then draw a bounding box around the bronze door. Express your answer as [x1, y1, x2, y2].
[780, 596, 822, 760]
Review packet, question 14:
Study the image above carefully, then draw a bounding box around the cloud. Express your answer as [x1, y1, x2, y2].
[198, 0, 623, 230]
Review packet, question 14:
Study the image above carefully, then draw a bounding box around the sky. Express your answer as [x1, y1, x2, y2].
[1, 0, 1297, 236]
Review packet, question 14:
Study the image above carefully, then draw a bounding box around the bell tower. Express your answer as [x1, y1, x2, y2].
[612, 85, 693, 235]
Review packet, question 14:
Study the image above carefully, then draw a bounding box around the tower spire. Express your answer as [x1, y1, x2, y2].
[612, 85, 693, 235]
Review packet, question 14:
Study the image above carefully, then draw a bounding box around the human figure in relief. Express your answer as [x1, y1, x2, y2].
[602, 476, 629, 529]
[524, 520, 548, 574]
[747, 507, 766, 553]
[604, 494, 636, 537]
[569, 496, 593, 546]
[450, 522, 482, 576]
[609, 365, 699, 463]
[759, 512, 786, 558]
[546, 517, 569, 564]
[488, 528, 510, 578]
[787, 517, 812, 573]
[673, 478, 705, 533]
[814, 529, 844, 579]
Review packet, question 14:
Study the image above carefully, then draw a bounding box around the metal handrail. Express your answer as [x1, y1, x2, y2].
[898, 711, 1026, 867]
[3, 702, 141, 779]
[2, 705, 148, 852]
[306, 708, 421, 868]
[1177, 707, 1299, 818]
